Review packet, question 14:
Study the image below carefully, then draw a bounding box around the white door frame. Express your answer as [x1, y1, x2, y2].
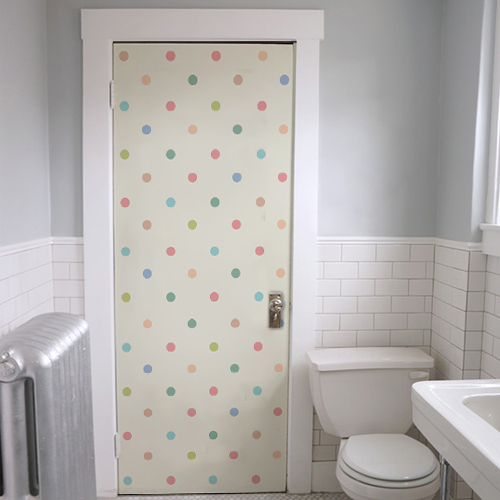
[81, 9, 323, 497]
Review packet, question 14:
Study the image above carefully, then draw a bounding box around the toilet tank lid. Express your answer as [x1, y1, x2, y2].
[306, 347, 434, 372]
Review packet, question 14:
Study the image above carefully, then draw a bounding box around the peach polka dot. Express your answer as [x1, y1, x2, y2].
[233, 74, 243, 85]
[276, 268, 286, 278]
[119, 51, 129, 62]
[258, 51, 268, 61]
[252, 431, 261, 439]
[231, 318, 240, 328]
[277, 219, 287, 229]
[142, 173, 151, 183]
[273, 451, 282, 459]
[142, 75, 151, 85]
[144, 452, 153, 460]
[188, 364, 197, 373]
[188, 268, 197, 278]
[188, 125, 197, 134]
[274, 363, 283, 372]
[279, 124, 289, 134]
[143, 319, 152, 328]
[144, 408, 152, 417]
[143, 220, 152, 230]
[256, 197, 265, 207]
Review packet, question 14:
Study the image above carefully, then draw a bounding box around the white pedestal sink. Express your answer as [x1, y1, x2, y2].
[412, 380, 500, 500]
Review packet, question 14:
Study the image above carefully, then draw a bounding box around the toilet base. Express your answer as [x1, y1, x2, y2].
[336, 461, 440, 500]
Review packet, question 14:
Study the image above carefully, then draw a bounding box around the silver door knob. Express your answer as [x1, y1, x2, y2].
[269, 298, 283, 313]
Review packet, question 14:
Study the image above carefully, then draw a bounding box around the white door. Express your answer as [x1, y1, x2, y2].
[113, 42, 294, 494]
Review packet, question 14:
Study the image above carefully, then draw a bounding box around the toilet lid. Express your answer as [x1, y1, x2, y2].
[342, 434, 438, 481]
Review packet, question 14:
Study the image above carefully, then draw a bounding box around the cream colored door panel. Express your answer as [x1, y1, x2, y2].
[114, 43, 293, 494]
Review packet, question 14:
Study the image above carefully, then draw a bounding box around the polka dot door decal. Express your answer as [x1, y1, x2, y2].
[113, 43, 293, 494]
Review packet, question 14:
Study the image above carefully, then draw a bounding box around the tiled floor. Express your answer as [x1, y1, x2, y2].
[101, 494, 349, 500]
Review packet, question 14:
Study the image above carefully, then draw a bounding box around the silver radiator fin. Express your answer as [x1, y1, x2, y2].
[0, 313, 96, 500]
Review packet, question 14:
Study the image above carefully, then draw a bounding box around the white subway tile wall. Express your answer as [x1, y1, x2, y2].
[0, 242, 54, 335]
[482, 255, 500, 379]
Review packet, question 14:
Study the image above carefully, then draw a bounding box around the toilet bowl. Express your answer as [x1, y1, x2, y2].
[306, 347, 440, 500]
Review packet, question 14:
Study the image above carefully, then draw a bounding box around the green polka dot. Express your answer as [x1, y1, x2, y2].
[122, 387, 132, 397]
[209, 342, 218, 352]
[230, 364, 239, 373]
[121, 293, 131, 302]
[188, 220, 197, 230]
[210, 197, 220, 207]
[231, 268, 241, 278]
[166, 387, 176, 396]
[209, 431, 218, 440]
[233, 124, 242, 134]
[188, 318, 197, 328]
[120, 150, 130, 160]
[188, 74, 198, 85]
[166, 149, 176, 160]
[211, 101, 221, 111]
[187, 451, 196, 460]
[166, 292, 176, 302]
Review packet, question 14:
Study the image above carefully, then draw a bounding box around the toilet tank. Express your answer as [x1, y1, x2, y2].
[306, 347, 434, 438]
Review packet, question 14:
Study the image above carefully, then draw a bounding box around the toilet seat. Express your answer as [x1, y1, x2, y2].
[339, 434, 439, 488]
[336, 435, 441, 500]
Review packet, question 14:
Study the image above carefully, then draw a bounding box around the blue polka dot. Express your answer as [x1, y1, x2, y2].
[143, 364, 152, 374]
[166, 431, 176, 440]
[229, 407, 239, 417]
[166, 197, 176, 207]
[253, 386, 262, 396]
[142, 125, 151, 135]
[232, 173, 242, 183]
[257, 149, 266, 159]
[281, 318, 285, 327]
[280, 74, 290, 85]
[255, 292, 264, 302]
[210, 247, 219, 256]
[121, 247, 130, 256]
[143, 269, 152, 279]
[119, 101, 129, 111]
[209, 476, 218, 485]
[122, 343, 131, 353]
[123, 476, 132, 486]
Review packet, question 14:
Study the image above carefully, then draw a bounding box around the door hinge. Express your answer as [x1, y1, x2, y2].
[114, 433, 120, 458]
[109, 80, 115, 110]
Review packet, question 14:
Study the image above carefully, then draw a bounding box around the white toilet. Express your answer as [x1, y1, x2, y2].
[306, 347, 440, 500]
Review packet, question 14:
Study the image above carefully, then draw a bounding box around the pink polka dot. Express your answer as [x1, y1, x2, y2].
[278, 173, 288, 182]
[211, 149, 220, 160]
[209, 386, 218, 396]
[257, 101, 267, 111]
[229, 451, 238, 459]
[123, 432, 132, 440]
[166, 476, 176, 485]
[255, 246, 264, 256]
[166, 101, 176, 111]
[232, 220, 241, 230]
[187, 408, 196, 417]
[252, 475, 261, 484]
[166, 51, 176, 62]
[166, 342, 176, 352]
[188, 173, 197, 183]
[120, 198, 130, 208]
[166, 247, 176, 256]
[210, 292, 219, 302]
[212, 50, 221, 61]
[254, 342, 263, 352]
[273, 407, 283, 416]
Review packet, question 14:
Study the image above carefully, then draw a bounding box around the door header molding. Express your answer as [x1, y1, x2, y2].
[82, 9, 323, 497]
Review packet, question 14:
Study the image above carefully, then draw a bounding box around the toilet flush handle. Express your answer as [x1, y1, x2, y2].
[409, 371, 430, 380]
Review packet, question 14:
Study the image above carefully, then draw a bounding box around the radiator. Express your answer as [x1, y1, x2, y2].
[0, 313, 96, 500]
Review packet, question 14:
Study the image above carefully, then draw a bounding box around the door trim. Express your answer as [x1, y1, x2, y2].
[81, 9, 323, 497]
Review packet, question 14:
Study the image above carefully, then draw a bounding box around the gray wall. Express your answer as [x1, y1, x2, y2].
[46, 0, 445, 238]
[0, 0, 51, 246]
[436, 0, 486, 243]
